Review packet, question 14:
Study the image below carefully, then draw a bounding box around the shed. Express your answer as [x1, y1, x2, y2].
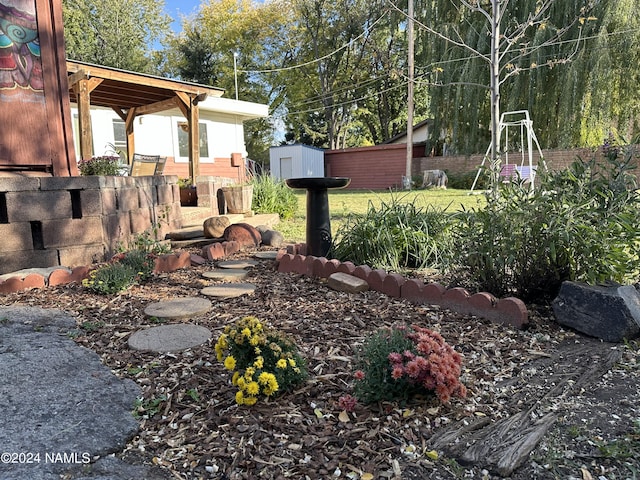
[269, 144, 325, 180]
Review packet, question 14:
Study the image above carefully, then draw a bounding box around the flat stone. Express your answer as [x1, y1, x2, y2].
[217, 259, 259, 269]
[253, 251, 279, 260]
[167, 226, 204, 240]
[327, 272, 369, 293]
[200, 283, 256, 298]
[128, 324, 212, 352]
[202, 268, 249, 281]
[552, 281, 640, 342]
[144, 297, 212, 320]
[0, 306, 146, 480]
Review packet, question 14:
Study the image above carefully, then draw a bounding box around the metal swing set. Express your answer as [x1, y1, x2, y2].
[470, 110, 544, 193]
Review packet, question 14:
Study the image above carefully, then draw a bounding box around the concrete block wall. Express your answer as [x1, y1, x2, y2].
[0, 175, 183, 275]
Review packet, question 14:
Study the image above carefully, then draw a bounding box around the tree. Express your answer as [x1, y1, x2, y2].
[399, 0, 596, 191]
[62, 0, 170, 73]
[164, 0, 288, 164]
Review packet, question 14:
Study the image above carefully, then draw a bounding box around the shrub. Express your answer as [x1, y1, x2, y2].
[353, 325, 466, 404]
[82, 262, 138, 295]
[446, 169, 489, 190]
[449, 136, 640, 301]
[83, 250, 157, 294]
[78, 155, 123, 176]
[331, 193, 453, 270]
[250, 175, 298, 220]
[215, 316, 307, 406]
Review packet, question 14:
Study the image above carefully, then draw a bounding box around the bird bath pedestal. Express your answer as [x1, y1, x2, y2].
[285, 177, 351, 258]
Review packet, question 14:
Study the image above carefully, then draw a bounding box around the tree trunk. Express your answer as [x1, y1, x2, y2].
[489, 0, 502, 196]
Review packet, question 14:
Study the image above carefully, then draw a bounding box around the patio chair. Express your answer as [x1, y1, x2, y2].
[130, 154, 160, 176]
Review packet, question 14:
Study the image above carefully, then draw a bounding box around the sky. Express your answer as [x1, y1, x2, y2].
[163, 0, 202, 33]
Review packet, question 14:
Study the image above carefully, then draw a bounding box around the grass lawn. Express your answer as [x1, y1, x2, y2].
[276, 188, 486, 242]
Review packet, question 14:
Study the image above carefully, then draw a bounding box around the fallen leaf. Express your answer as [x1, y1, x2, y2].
[580, 468, 593, 480]
[339, 410, 351, 423]
[425, 450, 439, 461]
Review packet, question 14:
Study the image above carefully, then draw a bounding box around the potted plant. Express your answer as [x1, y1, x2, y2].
[178, 178, 197, 206]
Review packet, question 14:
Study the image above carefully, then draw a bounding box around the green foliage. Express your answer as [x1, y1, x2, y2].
[215, 316, 307, 406]
[446, 170, 489, 190]
[331, 193, 454, 270]
[450, 138, 640, 301]
[82, 262, 139, 295]
[62, 0, 170, 73]
[82, 250, 157, 295]
[78, 156, 123, 176]
[133, 395, 167, 419]
[250, 175, 298, 220]
[353, 325, 466, 404]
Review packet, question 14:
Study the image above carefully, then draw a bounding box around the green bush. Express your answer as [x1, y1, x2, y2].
[250, 175, 298, 220]
[449, 139, 640, 301]
[82, 262, 138, 295]
[78, 156, 123, 176]
[331, 193, 453, 270]
[353, 325, 466, 404]
[446, 169, 489, 190]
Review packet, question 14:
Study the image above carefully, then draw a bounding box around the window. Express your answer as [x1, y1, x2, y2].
[112, 119, 127, 156]
[177, 122, 209, 158]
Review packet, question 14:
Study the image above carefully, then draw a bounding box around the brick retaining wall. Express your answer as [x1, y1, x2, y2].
[0, 175, 183, 275]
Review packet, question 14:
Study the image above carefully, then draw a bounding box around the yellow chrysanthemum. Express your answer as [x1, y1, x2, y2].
[276, 359, 288, 369]
[237, 376, 246, 389]
[245, 367, 256, 377]
[223, 355, 236, 371]
[235, 390, 244, 405]
[241, 327, 252, 338]
[253, 356, 264, 369]
[254, 347, 262, 355]
[258, 372, 274, 385]
[245, 381, 260, 396]
[231, 371, 240, 386]
[243, 395, 258, 406]
[217, 334, 228, 349]
[288, 358, 296, 367]
[249, 335, 260, 346]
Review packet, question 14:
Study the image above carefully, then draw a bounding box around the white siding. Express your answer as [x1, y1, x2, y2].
[269, 145, 325, 180]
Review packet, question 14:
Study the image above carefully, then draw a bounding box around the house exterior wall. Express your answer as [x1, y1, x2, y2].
[269, 145, 325, 180]
[71, 106, 249, 181]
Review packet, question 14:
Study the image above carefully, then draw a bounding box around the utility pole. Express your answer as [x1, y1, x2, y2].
[405, 0, 414, 190]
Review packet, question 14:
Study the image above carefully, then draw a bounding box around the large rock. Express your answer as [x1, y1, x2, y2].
[552, 281, 640, 342]
[223, 223, 261, 249]
[203, 216, 231, 239]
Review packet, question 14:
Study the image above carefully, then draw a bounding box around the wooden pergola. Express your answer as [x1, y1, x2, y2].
[66, 60, 225, 182]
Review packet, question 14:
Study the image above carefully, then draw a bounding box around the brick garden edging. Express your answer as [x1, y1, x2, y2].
[276, 245, 528, 329]
[0, 244, 529, 329]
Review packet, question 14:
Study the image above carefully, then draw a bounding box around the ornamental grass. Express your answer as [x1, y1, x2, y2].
[215, 316, 307, 406]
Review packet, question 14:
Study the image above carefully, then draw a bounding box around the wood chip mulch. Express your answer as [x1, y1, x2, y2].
[2, 253, 639, 480]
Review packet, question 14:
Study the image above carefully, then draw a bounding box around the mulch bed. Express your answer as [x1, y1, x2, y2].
[1, 252, 639, 479]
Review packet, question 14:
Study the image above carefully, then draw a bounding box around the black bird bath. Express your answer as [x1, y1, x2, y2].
[285, 177, 351, 257]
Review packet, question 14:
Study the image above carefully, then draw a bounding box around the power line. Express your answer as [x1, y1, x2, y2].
[240, 11, 389, 74]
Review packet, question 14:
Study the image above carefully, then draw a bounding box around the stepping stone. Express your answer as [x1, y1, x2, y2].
[202, 268, 249, 281]
[200, 283, 256, 298]
[144, 297, 212, 320]
[128, 324, 212, 352]
[217, 259, 259, 269]
[253, 251, 278, 260]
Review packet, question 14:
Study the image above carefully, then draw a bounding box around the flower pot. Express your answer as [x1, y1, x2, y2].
[222, 185, 253, 214]
[180, 186, 198, 206]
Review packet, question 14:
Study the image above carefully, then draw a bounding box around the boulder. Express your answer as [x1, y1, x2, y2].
[223, 223, 261, 249]
[552, 281, 640, 342]
[261, 229, 284, 248]
[203, 216, 231, 239]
